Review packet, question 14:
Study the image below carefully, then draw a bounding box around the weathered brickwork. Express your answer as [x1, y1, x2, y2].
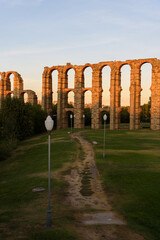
[0, 71, 37, 106]
[42, 58, 160, 130]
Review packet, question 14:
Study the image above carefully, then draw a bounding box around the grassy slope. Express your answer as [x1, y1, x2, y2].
[84, 129, 160, 240]
[0, 129, 78, 240]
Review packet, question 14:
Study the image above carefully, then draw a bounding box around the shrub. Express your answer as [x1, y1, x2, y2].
[0, 98, 47, 161]
[32, 104, 47, 134]
[1, 97, 34, 140]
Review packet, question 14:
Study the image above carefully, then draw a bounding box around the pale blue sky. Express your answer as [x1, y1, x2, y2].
[0, 0, 160, 103]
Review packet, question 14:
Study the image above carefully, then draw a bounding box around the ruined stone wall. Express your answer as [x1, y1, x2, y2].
[0, 71, 37, 106]
[42, 58, 160, 130]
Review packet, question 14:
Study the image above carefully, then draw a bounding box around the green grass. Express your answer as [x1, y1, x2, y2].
[83, 129, 160, 240]
[1, 127, 160, 240]
[0, 129, 78, 240]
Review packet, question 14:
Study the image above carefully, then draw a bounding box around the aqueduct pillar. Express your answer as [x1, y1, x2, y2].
[114, 68, 121, 130]
[151, 63, 160, 130]
[74, 67, 84, 128]
[92, 66, 102, 129]
[130, 66, 136, 130]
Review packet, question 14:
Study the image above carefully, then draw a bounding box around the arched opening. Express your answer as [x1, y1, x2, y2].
[67, 68, 75, 89]
[101, 66, 111, 107]
[84, 90, 92, 127]
[68, 91, 74, 107]
[10, 74, 14, 93]
[51, 70, 58, 104]
[140, 63, 152, 128]
[84, 67, 92, 88]
[120, 64, 131, 129]
[7, 73, 14, 98]
[51, 70, 58, 129]
[84, 90, 92, 107]
[23, 93, 28, 103]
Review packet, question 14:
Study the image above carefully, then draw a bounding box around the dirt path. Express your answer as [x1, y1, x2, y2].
[63, 132, 146, 240]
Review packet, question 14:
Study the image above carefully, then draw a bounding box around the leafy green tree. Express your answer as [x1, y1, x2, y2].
[140, 98, 151, 123]
[1, 98, 46, 140]
[32, 104, 47, 134]
[1, 97, 34, 140]
[84, 108, 91, 126]
[52, 103, 57, 128]
[67, 103, 74, 108]
[120, 107, 129, 123]
[0, 98, 47, 161]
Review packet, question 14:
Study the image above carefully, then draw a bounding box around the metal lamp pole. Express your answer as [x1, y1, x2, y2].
[45, 116, 54, 228]
[70, 114, 73, 142]
[103, 114, 107, 159]
[83, 114, 85, 131]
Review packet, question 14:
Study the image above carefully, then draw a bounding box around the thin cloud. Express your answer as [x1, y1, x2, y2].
[1, 38, 121, 57]
[0, 0, 44, 7]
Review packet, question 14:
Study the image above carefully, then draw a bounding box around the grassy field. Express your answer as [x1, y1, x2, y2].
[0, 128, 160, 240]
[0, 129, 79, 240]
[83, 129, 160, 240]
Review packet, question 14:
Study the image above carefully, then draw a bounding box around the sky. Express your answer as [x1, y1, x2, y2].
[0, 0, 159, 105]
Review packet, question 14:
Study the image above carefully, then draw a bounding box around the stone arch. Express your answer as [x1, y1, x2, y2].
[66, 68, 75, 89]
[140, 62, 152, 128]
[62, 67, 76, 128]
[0, 71, 37, 109]
[119, 64, 131, 129]
[50, 69, 59, 104]
[42, 67, 60, 126]
[82, 63, 94, 73]
[5, 72, 16, 96]
[64, 65, 76, 88]
[100, 65, 111, 108]
[82, 65, 93, 89]
[84, 90, 92, 127]
[138, 60, 154, 70]
[4, 71, 23, 98]
[132, 59, 156, 130]
[67, 90, 74, 107]
[21, 90, 37, 105]
[140, 62, 152, 102]
[42, 58, 160, 130]
[84, 89, 92, 106]
[65, 109, 74, 128]
[6, 90, 13, 95]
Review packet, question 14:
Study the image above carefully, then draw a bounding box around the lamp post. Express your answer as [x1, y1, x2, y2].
[70, 114, 73, 142]
[45, 115, 54, 228]
[83, 114, 85, 130]
[103, 114, 107, 159]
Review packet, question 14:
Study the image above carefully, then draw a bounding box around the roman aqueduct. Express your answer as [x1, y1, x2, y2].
[0, 58, 160, 131]
[42, 58, 160, 130]
[0, 71, 37, 106]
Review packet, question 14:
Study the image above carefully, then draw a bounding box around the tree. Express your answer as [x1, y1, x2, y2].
[32, 104, 47, 134]
[1, 97, 46, 140]
[84, 108, 91, 126]
[140, 97, 151, 123]
[120, 107, 129, 123]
